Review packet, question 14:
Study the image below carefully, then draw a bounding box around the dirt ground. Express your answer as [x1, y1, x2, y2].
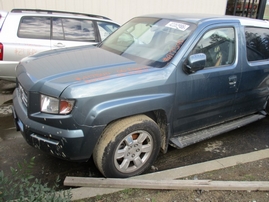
[80, 158, 269, 202]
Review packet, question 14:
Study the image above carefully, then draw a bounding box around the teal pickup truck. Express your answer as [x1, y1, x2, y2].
[13, 14, 269, 178]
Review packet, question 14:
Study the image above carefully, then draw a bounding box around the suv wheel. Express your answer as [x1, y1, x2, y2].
[93, 114, 161, 178]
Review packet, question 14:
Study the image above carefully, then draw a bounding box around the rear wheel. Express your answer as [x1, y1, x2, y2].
[93, 114, 161, 178]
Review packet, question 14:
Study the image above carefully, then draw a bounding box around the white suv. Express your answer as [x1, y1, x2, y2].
[0, 9, 120, 83]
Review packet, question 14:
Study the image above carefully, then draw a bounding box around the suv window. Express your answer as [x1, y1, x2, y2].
[190, 27, 235, 68]
[245, 27, 269, 62]
[53, 18, 96, 41]
[18, 16, 99, 42]
[18, 16, 50, 39]
[0, 9, 120, 82]
[97, 21, 119, 41]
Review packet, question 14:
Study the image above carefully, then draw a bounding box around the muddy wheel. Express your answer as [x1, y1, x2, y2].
[93, 114, 161, 178]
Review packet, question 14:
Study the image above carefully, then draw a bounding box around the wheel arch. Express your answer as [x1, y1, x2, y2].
[84, 94, 173, 152]
[97, 109, 170, 155]
[145, 110, 169, 154]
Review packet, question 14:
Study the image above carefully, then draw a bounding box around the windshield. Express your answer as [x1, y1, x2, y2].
[100, 17, 196, 68]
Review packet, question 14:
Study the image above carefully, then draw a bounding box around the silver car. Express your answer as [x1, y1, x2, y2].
[0, 9, 119, 83]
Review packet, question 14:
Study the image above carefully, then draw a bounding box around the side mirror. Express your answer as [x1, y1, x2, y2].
[183, 53, 206, 74]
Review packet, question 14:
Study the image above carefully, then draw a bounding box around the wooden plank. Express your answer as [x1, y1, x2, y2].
[64, 177, 269, 191]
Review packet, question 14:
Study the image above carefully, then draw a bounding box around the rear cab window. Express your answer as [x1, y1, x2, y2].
[245, 27, 269, 62]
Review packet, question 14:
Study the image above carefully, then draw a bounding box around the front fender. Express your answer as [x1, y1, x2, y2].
[86, 93, 174, 126]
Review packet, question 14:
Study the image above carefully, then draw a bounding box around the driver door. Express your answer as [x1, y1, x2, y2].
[173, 24, 241, 135]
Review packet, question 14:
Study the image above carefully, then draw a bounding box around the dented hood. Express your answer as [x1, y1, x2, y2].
[16, 45, 150, 96]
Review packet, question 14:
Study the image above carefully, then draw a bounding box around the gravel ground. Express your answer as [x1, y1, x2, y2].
[0, 104, 12, 116]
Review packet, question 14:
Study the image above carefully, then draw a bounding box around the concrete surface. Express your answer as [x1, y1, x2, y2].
[69, 149, 269, 201]
[0, 93, 12, 106]
[0, 80, 13, 117]
[0, 79, 15, 106]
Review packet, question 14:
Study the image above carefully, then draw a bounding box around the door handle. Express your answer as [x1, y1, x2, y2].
[54, 43, 65, 48]
[228, 75, 237, 87]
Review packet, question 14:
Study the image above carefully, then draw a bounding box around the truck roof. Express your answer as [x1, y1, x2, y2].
[140, 13, 269, 28]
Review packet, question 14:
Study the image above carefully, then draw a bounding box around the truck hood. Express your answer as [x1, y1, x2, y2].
[16, 45, 151, 96]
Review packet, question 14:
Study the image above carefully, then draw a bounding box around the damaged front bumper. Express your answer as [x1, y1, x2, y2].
[12, 89, 104, 161]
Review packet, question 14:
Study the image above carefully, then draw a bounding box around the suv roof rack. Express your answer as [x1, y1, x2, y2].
[11, 8, 111, 20]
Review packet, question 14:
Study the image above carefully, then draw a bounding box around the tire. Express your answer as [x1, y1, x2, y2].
[93, 114, 161, 178]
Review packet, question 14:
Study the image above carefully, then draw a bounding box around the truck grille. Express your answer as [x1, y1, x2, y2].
[18, 84, 28, 107]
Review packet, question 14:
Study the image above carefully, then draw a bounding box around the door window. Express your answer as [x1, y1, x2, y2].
[52, 18, 96, 42]
[190, 27, 235, 68]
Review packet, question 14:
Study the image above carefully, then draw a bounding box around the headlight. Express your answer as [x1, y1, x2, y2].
[40, 94, 75, 114]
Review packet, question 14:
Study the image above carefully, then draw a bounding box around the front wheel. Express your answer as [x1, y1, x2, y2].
[93, 115, 161, 178]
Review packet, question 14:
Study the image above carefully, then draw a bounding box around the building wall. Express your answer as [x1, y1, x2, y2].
[0, 0, 227, 24]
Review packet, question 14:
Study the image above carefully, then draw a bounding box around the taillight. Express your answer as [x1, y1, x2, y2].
[0, 43, 3, 60]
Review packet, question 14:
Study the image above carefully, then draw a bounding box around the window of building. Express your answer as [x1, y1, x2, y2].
[263, 1, 269, 19]
[226, 0, 259, 19]
[190, 27, 235, 68]
[245, 27, 269, 61]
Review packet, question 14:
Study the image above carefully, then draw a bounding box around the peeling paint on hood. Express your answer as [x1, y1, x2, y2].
[16, 45, 151, 96]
